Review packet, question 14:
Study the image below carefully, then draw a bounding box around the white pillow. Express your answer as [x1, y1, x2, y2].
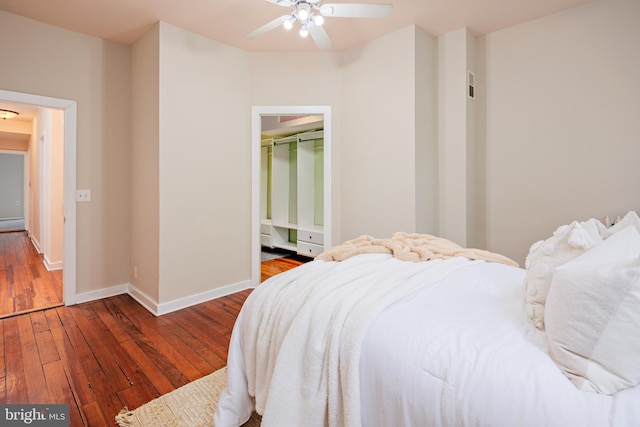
[600, 211, 640, 239]
[524, 219, 603, 330]
[545, 226, 640, 394]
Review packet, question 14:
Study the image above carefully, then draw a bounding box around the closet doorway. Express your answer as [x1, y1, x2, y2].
[251, 106, 332, 286]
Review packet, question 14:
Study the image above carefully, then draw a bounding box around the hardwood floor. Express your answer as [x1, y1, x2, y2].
[0, 231, 63, 319]
[260, 254, 308, 282]
[0, 254, 305, 426]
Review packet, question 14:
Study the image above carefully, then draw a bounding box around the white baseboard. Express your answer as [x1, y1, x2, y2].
[44, 255, 63, 271]
[154, 280, 253, 316]
[75, 283, 129, 304]
[71, 280, 253, 316]
[126, 284, 160, 315]
[29, 233, 41, 254]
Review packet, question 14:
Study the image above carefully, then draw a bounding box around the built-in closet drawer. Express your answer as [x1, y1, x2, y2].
[298, 229, 324, 245]
[260, 233, 272, 248]
[297, 241, 324, 258]
[260, 221, 272, 235]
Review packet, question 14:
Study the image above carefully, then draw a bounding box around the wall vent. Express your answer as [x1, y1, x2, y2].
[467, 71, 475, 100]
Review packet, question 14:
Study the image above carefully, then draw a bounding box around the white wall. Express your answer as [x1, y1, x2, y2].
[483, 0, 640, 264]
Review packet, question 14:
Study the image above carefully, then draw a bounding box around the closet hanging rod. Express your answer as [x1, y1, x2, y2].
[273, 138, 297, 146]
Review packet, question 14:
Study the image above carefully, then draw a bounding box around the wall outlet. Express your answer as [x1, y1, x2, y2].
[76, 189, 91, 202]
[133, 266, 138, 279]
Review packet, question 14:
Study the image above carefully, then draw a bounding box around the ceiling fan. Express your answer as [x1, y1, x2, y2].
[244, 0, 393, 51]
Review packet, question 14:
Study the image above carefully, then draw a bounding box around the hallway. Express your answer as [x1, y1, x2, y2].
[0, 231, 63, 318]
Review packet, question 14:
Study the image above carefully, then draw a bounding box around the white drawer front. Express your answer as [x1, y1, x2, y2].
[260, 222, 271, 235]
[260, 234, 272, 247]
[297, 241, 324, 258]
[298, 229, 324, 245]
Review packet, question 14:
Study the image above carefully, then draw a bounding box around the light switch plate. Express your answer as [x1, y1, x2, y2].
[76, 189, 91, 202]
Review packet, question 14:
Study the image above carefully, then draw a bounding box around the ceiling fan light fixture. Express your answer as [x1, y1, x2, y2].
[0, 109, 19, 120]
[247, 0, 392, 50]
[312, 13, 324, 26]
[297, 2, 311, 21]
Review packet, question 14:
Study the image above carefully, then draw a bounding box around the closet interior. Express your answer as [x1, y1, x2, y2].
[260, 115, 325, 258]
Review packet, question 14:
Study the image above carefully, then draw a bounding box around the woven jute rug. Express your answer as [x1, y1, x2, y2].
[115, 367, 261, 427]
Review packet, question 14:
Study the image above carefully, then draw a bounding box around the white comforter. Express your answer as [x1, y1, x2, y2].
[214, 254, 640, 427]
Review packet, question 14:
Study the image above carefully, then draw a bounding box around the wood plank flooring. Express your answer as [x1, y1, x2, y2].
[0, 231, 63, 318]
[0, 253, 304, 426]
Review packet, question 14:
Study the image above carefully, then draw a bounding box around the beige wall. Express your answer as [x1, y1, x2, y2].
[438, 28, 474, 247]
[49, 109, 64, 265]
[130, 23, 160, 303]
[414, 27, 438, 236]
[0, 140, 28, 151]
[29, 109, 45, 251]
[340, 25, 436, 240]
[157, 23, 251, 305]
[483, 0, 640, 264]
[0, 10, 131, 294]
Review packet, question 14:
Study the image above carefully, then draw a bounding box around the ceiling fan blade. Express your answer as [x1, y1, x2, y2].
[264, 0, 293, 7]
[244, 15, 289, 39]
[308, 24, 333, 51]
[320, 3, 392, 18]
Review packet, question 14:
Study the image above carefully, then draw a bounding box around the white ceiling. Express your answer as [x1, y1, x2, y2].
[0, 0, 594, 136]
[0, 101, 38, 142]
[0, 0, 594, 53]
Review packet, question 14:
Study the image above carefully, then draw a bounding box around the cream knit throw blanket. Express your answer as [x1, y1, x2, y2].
[317, 232, 519, 267]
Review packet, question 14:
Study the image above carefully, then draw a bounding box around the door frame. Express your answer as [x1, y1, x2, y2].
[251, 106, 332, 286]
[0, 89, 77, 305]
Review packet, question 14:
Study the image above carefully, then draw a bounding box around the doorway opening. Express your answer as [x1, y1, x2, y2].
[251, 106, 332, 286]
[0, 89, 77, 316]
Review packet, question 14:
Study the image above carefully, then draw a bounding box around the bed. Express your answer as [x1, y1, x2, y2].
[213, 222, 640, 427]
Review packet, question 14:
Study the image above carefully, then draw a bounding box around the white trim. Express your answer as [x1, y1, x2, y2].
[29, 233, 41, 254]
[75, 283, 128, 305]
[63, 102, 77, 305]
[39, 132, 50, 259]
[98, 280, 255, 317]
[0, 89, 78, 306]
[23, 151, 29, 233]
[154, 280, 253, 316]
[43, 255, 63, 271]
[127, 284, 159, 315]
[251, 106, 332, 289]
